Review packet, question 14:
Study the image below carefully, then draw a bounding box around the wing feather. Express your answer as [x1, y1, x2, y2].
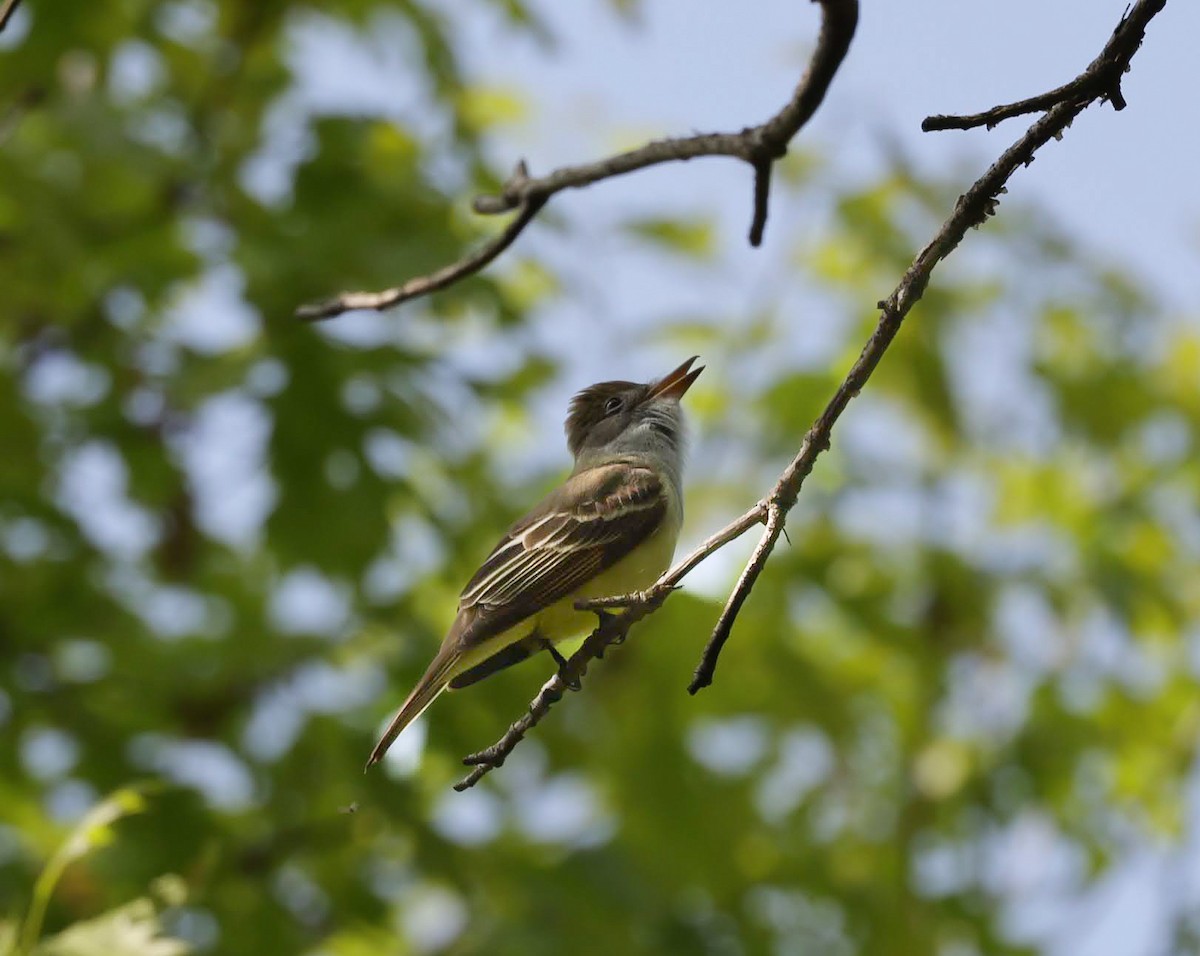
[453, 463, 668, 649]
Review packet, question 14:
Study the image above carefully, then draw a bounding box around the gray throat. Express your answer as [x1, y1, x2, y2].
[572, 401, 687, 506]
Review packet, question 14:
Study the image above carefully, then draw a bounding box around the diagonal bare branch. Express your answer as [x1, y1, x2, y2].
[689, 500, 784, 693]
[452, 0, 1169, 790]
[0, 0, 22, 34]
[296, 170, 545, 322]
[297, 0, 859, 322]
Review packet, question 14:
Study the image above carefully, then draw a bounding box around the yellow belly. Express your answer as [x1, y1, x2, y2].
[533, 509, 681, 644]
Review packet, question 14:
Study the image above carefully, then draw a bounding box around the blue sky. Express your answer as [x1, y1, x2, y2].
[448, 0, 1199, 308]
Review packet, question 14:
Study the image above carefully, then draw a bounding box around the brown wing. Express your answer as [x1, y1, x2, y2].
[451, 462, 669, 652]
[366, 463, 668, 766]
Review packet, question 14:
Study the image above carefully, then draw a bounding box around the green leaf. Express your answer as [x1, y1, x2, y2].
[19, 789, 149, 955]
[34, 898, 189, 956]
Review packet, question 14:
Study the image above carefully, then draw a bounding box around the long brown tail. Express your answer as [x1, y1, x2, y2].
[367, 650, 457, 768]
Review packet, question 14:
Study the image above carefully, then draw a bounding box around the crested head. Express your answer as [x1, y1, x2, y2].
[565, 380, 646, 457]
[564, 357, 703, 471]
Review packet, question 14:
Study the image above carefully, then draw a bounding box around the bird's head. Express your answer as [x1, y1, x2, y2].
[565, 356, 703, 463]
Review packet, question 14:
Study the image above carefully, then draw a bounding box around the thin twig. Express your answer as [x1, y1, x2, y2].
[922, 76, 1094, 132]
[295, 164, 544, 322]
[453, 0, 1168, 789]
[689, 502, 784, 693]
[297, 0, 859, 321]
[921, 0, 1160, 131]
[453, 593, 665, 792]
[748, 160, 774, 247]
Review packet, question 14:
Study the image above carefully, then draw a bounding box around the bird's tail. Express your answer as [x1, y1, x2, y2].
[367, 650, 458, 769]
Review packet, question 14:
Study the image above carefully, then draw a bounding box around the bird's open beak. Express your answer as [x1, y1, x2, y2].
[648, 355, 704, 401]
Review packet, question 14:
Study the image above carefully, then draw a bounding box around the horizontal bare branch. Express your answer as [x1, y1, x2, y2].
[297, 0, 859, 321]
[921, 0, 1162, 131]
[921, 76, 1094, 132]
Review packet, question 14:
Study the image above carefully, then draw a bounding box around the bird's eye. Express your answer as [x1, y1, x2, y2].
[604, 396, 623, 415]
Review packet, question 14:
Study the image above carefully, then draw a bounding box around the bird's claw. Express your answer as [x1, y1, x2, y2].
[544, 642, 582, 691]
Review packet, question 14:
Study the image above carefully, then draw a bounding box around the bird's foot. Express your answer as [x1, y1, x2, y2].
[544, 642, 582, 691]
[575, 584, 680, 613]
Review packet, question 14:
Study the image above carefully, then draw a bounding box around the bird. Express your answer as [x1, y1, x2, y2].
[367, 356, 703, 767]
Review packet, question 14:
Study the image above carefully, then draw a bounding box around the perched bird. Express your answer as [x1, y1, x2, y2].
[368, 356, 703, 767]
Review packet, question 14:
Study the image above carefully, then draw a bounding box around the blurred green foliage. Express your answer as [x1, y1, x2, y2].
[2, 2, 1199, 955]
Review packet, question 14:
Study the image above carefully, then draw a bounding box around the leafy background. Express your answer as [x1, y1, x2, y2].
[2, 1, 1199, 954]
